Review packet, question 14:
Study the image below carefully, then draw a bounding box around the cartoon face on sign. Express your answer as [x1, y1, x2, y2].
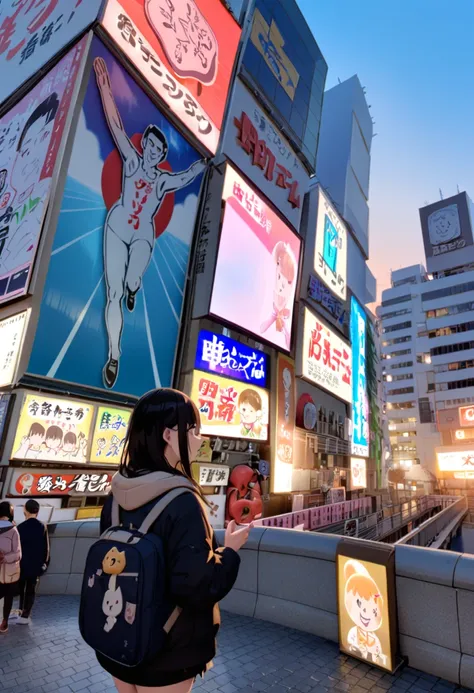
[428, 204, 461, 246]
[145, 0, 218, 85]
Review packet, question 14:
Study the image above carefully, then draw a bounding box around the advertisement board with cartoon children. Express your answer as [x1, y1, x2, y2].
[12, 394, 95, 462]
[90, 406, 131, 464]
[190, 369, 269, 440]
[337, 556, 393, 672]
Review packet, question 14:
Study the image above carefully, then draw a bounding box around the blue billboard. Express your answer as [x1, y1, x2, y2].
[28, 38, 205, 397]
[195, 330, 269, 388]
[350, 297, 369, 457]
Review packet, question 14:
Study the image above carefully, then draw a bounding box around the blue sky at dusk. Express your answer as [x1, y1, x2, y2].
[298, 0, 474, 298]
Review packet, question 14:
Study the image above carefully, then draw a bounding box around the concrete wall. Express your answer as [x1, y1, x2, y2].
[40, 521, 474, 688]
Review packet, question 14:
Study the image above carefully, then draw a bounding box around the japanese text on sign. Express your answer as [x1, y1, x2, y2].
[230, 177, 272, 233]
[198, 465, 230, 487]
[308, 276, 346, 326]
[0, 311, 28, 387]
[13, 471, 112, 496]
[195, 330, 269, 387]
[314, 188, 347, 301]
[90, 406, 131, 464]
[433, 239, 466, 256]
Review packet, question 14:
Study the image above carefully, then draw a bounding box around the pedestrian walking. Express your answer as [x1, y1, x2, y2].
[80, 388, 250, 693]
[17, 499, 50, 624]
[0, 501, 21, 634]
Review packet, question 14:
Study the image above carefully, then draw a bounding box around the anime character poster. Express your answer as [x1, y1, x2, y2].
[210, 165, 301, 351]
[11, 394, 94, 463]
[190, 369, 269, 440]
[28, 38, 206, 396]
[0, 37, 86, 305]
[0, 0, 101, 106]
[90, 406, 131, 464]
[337, 557, 392, 672]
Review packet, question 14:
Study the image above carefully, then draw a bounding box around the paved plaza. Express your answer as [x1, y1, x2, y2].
[0, 597, 470, 693]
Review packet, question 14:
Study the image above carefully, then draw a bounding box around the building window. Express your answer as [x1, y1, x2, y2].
[392, 276, 418, 287]
[434, 378, 474, 392]
[381, 294, 411, 308]
[388, 361, 414, 370]
[418, 398, 433, 424]
[383, 335, 412, 347]
[431, 340, 474, 357]
[388, 401, 416, 410]
[383, 321, 412, 334]
[434, 359, 474, 374]
[427, 320, 474, 339]
[388, 386, 415, 396]
[426, 301, 474, 320]
[422, 280, 474, 302]
[381, 308, 412, 320]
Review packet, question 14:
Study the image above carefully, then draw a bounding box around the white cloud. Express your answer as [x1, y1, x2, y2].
[167, 193, 200, 245]
[66, 110, 104, 194]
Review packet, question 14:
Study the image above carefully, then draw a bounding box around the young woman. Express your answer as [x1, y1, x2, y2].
[98, 388, 251, 693]
[0, 501, 22, 634]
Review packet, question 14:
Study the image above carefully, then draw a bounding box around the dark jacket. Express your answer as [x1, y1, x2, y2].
[17, 518, 49, 579]
[97, 471, 240, 687]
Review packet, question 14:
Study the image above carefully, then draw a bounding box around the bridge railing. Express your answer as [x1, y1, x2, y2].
[396, 496, 468, 548]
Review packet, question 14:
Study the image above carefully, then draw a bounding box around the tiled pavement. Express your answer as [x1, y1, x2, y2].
[0, 597, 471, 693]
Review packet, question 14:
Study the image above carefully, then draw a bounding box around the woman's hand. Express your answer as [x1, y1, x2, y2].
[224, 520, 253, 552]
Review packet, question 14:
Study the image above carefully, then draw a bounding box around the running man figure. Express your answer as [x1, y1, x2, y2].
[94, 58, 206, 389]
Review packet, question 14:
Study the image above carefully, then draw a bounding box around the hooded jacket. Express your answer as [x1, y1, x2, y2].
[18, 517, 50, 578]
[97, 471, 240, 686]
[0, 520, 21, 584]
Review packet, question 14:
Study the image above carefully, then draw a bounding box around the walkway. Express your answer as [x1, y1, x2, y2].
[0, 597, 470, 693]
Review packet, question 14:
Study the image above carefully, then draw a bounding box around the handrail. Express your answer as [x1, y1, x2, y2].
[395, 496, 468, 547]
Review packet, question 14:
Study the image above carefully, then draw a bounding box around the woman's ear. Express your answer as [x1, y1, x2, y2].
[163, 427, 171, 444]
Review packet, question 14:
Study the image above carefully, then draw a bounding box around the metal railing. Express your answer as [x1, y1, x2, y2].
[395, 496, 468, 548]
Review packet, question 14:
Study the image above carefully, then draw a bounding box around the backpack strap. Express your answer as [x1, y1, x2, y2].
[111, 498, 120, 528]
[138, 487, 194, 535]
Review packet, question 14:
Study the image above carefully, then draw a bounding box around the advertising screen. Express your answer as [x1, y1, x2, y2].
[0, 0, 101, 106]
[459, 405, 474, 428]
[90, 406, 132, 464]
[308, 275, 347, 328]
[419, 192, 474, 274]
[314, 188, 348, 301]
[337, 555, 393, 672]
[240, 0, 327, 171]
[0, 38, 87, 305]
[12, 394, 95, 463]
[437, 448, 474, 472]
[0, 311, 29, 387]
[195, 330, 269, 388]
[101, 0, 241, 154]
[351, 298, 369, 457]
[272, 354, 295, 494]
[221, 79, 310, 229]
[350, 457, 367, 490]
[28, 38, 205, 397]
[11, 470, 113, 496]
[191, 369, 269, 440]
[301, 308, 352, 403]
[210, 165, 301, 351]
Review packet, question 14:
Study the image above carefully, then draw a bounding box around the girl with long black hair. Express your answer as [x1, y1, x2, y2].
[97, 388, 250, 693]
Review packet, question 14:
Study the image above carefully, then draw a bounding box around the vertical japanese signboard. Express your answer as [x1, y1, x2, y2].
[300, 307, 352, 403]
[272, 354, 295, 494]
[0, 38, 87, 305]
[0, 0, 101, 106]
[314, 188, 347, 301]
[101, 0, 241, 153]
[0, 311, 29, 386]
[351, 298, 369, 457]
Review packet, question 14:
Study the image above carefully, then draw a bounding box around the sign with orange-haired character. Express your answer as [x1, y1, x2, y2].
[101, 0, 241, 154]
[337, 541, 400, 674]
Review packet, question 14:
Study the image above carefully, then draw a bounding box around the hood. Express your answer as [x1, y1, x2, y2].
[0, 520, 14, 535]
[112, 471, 195, 511]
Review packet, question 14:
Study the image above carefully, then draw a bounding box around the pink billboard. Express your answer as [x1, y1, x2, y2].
[210, 165, 301, 351]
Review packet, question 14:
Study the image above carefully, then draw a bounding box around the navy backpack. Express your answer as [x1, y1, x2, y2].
[79, 487, 192, 667]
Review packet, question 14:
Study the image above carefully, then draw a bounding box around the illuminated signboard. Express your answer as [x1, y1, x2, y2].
[272, 354, 295, 494]
[0, 311, 29, 387]
[101, 0, 241, 153]
[90, 406, 132, 464]
[314, 188, 348, 301]
[221, 79, 310, 228]
[195, 330, 269, 388]
[11, 470, 113, 496]
[459, 405, 474, 428]
[351, 298, 369, 457]
[210, 164, 301, 351]
[351, 457, 367, 490]
[308, 275, 346, 327]
[12, 394, 95, 463]
[192, 463, 230, 487]
[337, 549, 397, 673]
[191, 369, 269, 440]
[301, 308, 352, 404]
[437, 448, 474, 472]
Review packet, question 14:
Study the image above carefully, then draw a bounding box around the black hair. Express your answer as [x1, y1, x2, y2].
[120, 388, 204, 496]
[17, 92, 60, 152]
[25, 499, 40, 515]
[0, 501, 14, 522]
[142, 125, 168, 159]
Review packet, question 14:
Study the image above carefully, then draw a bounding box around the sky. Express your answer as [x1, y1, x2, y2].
[297, 0, 474, 300]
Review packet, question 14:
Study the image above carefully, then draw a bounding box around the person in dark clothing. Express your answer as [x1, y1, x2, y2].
[98, 388, 250, 693]
[16, 499, 50, 624]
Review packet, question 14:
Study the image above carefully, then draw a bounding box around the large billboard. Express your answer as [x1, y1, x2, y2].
[28, 38, 205, 396]
[0, 0, 101, 106]
[299, 307, 352, 404]
[0, 38, 87, 305]
[351, 297, 369, 457]
[314, 187, 347, 301]
[195, 329, 270, 388]
[210, 164, 301, 351]
[220, 79, 310, 229]
[272, 354, 295, 494]
[0, 311, 29, 387]
[101, 0, 241, 154]
[240, 0, 327, 171]
[419, 192, 474, 274]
